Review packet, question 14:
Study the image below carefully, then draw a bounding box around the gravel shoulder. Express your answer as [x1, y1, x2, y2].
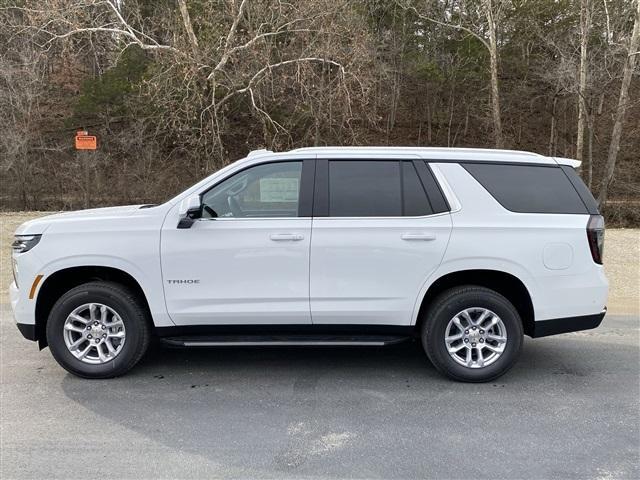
[2, 212, 638, 313]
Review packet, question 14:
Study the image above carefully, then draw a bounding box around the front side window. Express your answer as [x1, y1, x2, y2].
[201, 162, 302, 218]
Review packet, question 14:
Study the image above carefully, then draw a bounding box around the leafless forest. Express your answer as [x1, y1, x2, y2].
[1, 0, 638, 224]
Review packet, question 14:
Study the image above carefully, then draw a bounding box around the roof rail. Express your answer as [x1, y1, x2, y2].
[290, 146, 542, 157]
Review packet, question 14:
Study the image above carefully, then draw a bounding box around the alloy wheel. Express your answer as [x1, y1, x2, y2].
[62, 303, 126, 364]
[444, 307, 507, 368]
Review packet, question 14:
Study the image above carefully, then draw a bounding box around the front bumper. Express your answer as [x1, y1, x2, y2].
[10, 281, 38, 342]
[532, 309, 606, 338]
[16, 323, 37, 341]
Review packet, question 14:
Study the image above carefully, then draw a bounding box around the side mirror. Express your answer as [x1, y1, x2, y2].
[177, 194, 202, 229]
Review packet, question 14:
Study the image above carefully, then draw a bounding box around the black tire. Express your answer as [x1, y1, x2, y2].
[46, 281, 151, 379]
[421, 285, 523, 383]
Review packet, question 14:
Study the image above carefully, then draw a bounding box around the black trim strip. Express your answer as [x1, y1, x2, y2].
[313, 159, 329, 217]
[16, 323, 37, 341]
[155, 324, 415, 338]
[399, 159, 406, 216]
[298, 159, 315, 217]
[532, 311, 606, 338]
[428, 159, 560, 168]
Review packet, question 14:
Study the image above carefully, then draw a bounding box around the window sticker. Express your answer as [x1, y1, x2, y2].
[259, 178, 299, 202]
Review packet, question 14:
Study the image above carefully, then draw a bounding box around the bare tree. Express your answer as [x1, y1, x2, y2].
[1, 0, 638, 215]
[10, 0, 352, 162]
[0, 29, 45, 209]
[576, 0, 591, 162]
[598, 0, 640, 206]
[177, 0, 199, 55]
[399, 0, 506, 148]
[483, 0, 504, 148]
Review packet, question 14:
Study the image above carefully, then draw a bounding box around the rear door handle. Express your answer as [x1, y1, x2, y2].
[400, 233, 436, 241]
[270, 233, 305, 241]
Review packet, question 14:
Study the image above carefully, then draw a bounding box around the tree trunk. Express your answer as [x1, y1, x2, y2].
[404, 1, 504, 147]
[485, 0, 505, 148]
[598, 0, 640, 206]
[178, 0, 199, 55]
[427, 98, 433, 143]
[549, 95, 558, 156]
[576, 0, 590, 163]
[587, 98, 594, 188]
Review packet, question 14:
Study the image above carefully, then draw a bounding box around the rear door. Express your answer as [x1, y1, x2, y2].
[309, 157, 452, 326]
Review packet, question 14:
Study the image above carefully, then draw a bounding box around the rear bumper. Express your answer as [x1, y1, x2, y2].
[532, 309, 606, 338]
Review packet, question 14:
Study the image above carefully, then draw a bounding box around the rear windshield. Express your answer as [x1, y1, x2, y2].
[462, 163, 595, 214]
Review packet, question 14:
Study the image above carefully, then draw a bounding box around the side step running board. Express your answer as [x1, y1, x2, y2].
[160, 334, 411, 348]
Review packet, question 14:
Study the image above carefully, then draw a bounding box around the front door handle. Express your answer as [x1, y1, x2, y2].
[270, 233, 305, 241]
[400, 233, 436, 241]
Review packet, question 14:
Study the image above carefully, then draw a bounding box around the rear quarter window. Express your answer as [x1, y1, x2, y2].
[462, 163, 590, 214]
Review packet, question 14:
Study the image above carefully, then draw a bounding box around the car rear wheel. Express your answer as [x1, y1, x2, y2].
[421, 286, 523, 382]
[46, 281, 151, 378]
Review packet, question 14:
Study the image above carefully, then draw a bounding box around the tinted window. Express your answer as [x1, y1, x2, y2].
[329, 161, 401, 216]
[463, 163, 588, 214]
[560, 165, 600, 214]
[402, 162, 433, 216]
[417, 161, 450, 213]
[202, 162, 302, 218]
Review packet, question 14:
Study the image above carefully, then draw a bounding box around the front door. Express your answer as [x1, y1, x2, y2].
[161, 160, 314, 326]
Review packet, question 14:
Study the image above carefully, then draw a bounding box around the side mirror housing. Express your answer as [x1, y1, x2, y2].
[177, 194, 202, 229]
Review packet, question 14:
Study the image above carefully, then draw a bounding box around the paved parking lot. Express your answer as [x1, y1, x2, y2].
[1, 305, 638, 479]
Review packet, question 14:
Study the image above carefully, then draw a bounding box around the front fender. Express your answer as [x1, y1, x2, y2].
[34, 255, 174, 327]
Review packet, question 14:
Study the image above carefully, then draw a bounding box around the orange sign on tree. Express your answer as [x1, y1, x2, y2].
[75, 130, 97, 150]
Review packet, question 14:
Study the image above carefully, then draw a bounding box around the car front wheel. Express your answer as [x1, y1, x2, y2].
[46, 281, 151, 379]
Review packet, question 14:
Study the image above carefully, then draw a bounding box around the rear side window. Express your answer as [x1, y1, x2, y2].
[329, 161, 401, 216]
[402, 162, 433, 216]
[327, 161, 434, 217]
[462, 163, 589, 214]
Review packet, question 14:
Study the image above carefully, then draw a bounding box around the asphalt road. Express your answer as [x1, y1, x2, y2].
[1, 307, 638, 479]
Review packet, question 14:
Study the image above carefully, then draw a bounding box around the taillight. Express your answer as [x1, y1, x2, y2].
[587, 215, 605, 264]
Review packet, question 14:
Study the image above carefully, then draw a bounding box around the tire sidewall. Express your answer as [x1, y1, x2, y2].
[47, 285, 145, 378]
[424, 289, 523, 382]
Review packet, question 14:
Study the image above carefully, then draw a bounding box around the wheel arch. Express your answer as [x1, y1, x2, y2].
[34, 266, 152, 349]
[415, 269, 535, 337]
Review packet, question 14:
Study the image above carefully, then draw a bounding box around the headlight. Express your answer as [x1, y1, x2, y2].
[11, 234, 42, 254]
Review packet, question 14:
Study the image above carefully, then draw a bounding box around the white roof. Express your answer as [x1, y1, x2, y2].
[248, 146, 566, 165]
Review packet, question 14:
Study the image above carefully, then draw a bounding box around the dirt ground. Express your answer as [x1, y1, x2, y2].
[1, 211, 638, 314]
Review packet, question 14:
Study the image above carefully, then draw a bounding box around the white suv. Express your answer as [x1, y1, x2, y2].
[10, 147, 608, 382]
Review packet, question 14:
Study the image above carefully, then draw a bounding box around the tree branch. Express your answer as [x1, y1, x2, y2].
[208, 0, 249, 78]
[215, 57, 345, 111]
[396, 1, 491, 50]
